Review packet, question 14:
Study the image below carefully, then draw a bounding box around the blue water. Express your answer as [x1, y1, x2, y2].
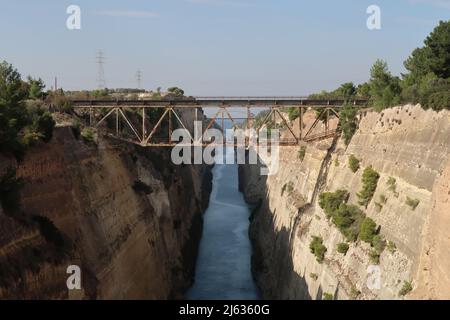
[185, 148, 260, 300]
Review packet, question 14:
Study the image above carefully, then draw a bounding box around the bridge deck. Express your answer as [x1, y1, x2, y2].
[70, 97, 368, 108]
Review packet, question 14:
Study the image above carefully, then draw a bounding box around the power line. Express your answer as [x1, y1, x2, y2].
[96, 50, 106, 89]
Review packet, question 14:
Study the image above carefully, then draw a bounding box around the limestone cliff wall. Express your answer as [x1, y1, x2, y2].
[240, 105, 450, 300]
[0, 125, 212, 299]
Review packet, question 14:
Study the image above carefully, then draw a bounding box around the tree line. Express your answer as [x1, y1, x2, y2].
[309, 20, 449, 112]
[0, 61, 55, 160]
[288, 20, 449, 145]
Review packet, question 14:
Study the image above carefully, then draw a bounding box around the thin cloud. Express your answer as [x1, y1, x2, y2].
[406, 0, 450, 9]
[186, 0, 253, 7]
[97, 10, 159, 18]
[396, 16, 437, 27]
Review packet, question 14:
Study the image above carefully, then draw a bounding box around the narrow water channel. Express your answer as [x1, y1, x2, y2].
[185, 147, 260, 300]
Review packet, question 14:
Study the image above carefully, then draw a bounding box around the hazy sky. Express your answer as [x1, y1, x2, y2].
[0, 0, 449, 95]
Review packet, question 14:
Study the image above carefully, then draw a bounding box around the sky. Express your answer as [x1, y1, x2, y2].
[0, 0, 449, 95]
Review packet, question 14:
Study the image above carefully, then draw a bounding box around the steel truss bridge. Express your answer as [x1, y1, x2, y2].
[71, 97, 368, 147]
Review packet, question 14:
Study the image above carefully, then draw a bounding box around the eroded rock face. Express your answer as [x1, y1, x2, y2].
[0, 126, 212, 299]
[240, 105, 450, 300]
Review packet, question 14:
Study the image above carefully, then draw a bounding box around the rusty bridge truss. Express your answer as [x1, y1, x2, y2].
[71, 97, 367, 147]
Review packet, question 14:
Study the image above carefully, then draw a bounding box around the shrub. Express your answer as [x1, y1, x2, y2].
[387, 177, 396, 189]
[414, 78, 450, 111]
[132, 180, 153, 194]
[369, 250, 380, 264]
[281, 182, 294, 196]
[333, 204, 365, 242]
[372, 235, 386, 253]
[399, 281, 413, 296]
[359, 217, 378, 244]
[387, 177, 399, 198]
[318, 190, 349, 218]
[81, 128, 95, 143]
[23, 106, 55, 145]
[339, 104, 358, 145]
[310, 273, 318, 280]
[387, 241, 397, 253]
[334, 158, 340, 167]
[319, 190, 365, 242]
[348, 155, 360, 173]
[427, 90, 450, 111]
[22, 128, 44, 146]
[167, 86, 184, 97]
[287, 107, 300, 121]
[337, 243, 349, 255]
[323, 293, 333, 300]
[286, 182, 294, 194]
[357, 166, 380, 207]
[350, 287, 361, 300]
[0, 167, 23, 216]
[298, 146, 306, 161]
[405, 197, 420, 210]
[34, 111, 55, 142]
[310, 236, 327, 263]
[0, 62, 54, 158]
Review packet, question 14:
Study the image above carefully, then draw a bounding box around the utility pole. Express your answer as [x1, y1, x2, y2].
[96, 50, 106, 89]
[136, 70, 142, 90]
[54, 77, 58, 92]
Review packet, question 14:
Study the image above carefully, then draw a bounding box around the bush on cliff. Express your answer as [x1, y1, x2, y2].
[359, 217, 378, 244]
[357, 166, 380, 207]
[333, 204, 365, 242]
[281, 181, 294, 196]
[399, 281, 413, 296]
[339, 104, 358, 145]
[348, 155, 360, 173]
[22, 107, 55, 146]
[372, 235, 386, 253]
[287, 107, 300, 121]
[337, 243, 349, 255]
[81, 128, 95, 143]
[319, 190, 364, 241]
[405, 197, 420, 210]
[298, 146, 306, 161]
[369, 249, 381, 264]
[323, 293, 334, 300]
[319, 189, 349, 218]
[310, 236, 327, 263]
